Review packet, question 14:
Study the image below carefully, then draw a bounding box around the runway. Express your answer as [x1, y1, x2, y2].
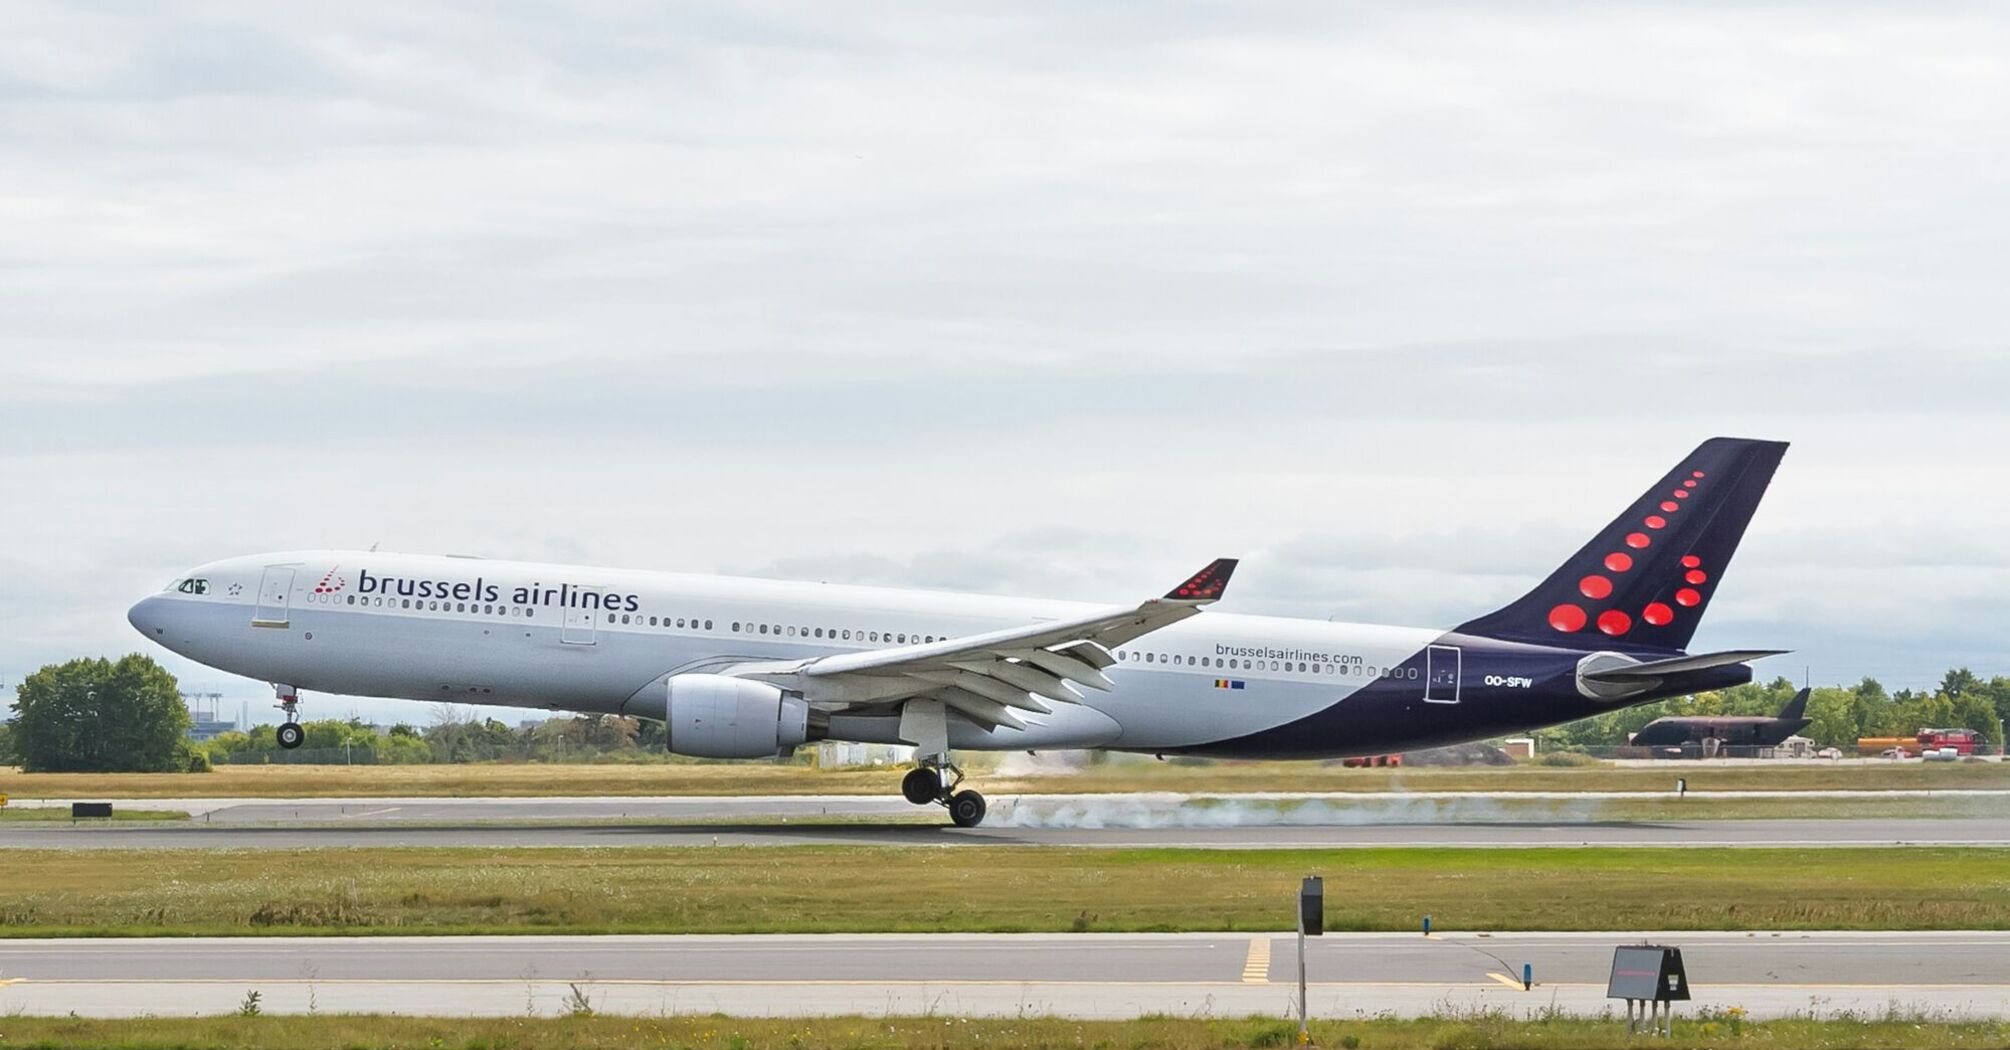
[5, 792, 2009, 848]
[1, 932, 2003, 1019]
[11, 789, 2007, 824]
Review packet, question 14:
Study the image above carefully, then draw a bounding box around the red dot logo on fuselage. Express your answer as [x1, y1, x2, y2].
[313, 567, 348, 595]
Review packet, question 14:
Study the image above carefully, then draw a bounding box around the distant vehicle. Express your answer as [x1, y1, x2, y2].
[1628, 688, 1811, 750]
[1919, 728, 1983, 755]
[1858, 728, 1983, 758]
[130, 438, 1790, 827]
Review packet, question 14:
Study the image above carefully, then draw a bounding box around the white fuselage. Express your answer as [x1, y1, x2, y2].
[131, 550, 1450, 753]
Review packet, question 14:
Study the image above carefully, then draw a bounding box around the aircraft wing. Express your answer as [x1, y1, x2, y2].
[729, 558, 1236, 730]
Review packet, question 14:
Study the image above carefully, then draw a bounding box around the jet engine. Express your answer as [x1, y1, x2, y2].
[661, 673, 810, 758]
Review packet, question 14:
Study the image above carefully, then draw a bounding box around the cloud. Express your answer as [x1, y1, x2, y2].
[3, 1, 2008, 722]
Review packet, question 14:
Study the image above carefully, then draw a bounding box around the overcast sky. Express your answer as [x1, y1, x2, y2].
[3, 1, 2006, 726]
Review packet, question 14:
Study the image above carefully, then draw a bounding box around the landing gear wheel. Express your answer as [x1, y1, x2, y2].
[948, 790, 987, 828]
[276, 722, 305, 750]
[901, 767, 941, 806]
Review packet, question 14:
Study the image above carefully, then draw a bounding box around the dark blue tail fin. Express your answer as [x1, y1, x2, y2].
[1457, 437, 1788, 652]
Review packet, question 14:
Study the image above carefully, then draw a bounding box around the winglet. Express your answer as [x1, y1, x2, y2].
[1165, 558, 1238, 602]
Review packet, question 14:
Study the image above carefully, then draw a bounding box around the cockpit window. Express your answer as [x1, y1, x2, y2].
[176, 578, 210, 595]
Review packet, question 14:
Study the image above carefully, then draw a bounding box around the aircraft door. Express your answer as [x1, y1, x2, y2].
[1424, 644, 1461, 704]
[561, 600, 598, 645]
[253, 567, 295, 628]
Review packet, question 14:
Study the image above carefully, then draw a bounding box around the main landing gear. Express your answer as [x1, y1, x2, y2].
[274, 684, 304, 750]
[901, 761, 987, 828]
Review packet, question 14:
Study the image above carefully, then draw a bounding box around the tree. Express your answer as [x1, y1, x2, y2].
[1802, 687, 1860, 748]
[0, 718, 16, 765]
[1940, 668, 1982, 699]
[10, 655, 191, 773]
[1951, 694, 2006, 747]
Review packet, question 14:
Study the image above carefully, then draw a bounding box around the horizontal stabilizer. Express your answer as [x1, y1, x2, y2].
[1581, 649, 1788, 683]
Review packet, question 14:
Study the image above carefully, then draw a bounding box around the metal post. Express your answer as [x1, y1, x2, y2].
[1296, 907, 1308, 1044]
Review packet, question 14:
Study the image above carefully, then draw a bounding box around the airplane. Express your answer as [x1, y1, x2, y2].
[129, 437, 1789, 827]
[1628, 688, 1812, 749]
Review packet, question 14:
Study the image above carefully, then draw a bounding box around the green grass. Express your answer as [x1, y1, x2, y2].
[0, 807, 188, 823]
[2, 846, 2004, 936]
[0, 1013, 2001, 1050]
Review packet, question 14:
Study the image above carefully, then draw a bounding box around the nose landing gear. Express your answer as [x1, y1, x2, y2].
[901, 761, 987, 828]
[274, 684, 304, 750]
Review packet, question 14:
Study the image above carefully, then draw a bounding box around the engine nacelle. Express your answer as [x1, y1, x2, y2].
[662, 674, 809, 758]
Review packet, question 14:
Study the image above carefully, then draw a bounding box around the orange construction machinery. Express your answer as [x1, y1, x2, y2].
[1857, 728, 1983, 757]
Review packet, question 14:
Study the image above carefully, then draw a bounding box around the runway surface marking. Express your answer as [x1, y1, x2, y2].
[1487, 972, 1526, 990]
[1241, 938, 1270, 983]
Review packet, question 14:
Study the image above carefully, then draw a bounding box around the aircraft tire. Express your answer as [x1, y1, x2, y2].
[948, 789, 987, 828]
[901, 767, 940, 805]
[277, 722, 305, 750]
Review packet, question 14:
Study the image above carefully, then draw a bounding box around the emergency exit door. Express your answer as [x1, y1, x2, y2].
[253, 567, 295, 628]
[1424, 644, 1461, 704]
[561, 601, 598, 645]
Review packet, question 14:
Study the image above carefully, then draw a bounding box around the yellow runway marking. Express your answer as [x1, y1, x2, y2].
[1487, 972, 1526, 990]
[0, 979, 22, 987]
[1241, 938, 1271, 983]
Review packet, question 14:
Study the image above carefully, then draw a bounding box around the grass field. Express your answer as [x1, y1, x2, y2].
[1, 846, 2003, 935]
[0, 1013, 2002, 1050]
[0, 807, 187, 823]
[3, 758, 2004, 799]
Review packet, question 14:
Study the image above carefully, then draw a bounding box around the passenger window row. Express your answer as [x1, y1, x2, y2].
[301, 595, 1410, 680]
[1113, 649, 1418, 680]
[608, 614, 716, 631]
[719, 621, 941, 646]
[310, 593, 537, 619]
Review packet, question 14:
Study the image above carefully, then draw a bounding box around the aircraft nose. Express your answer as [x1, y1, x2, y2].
[128, 596, 167, 639]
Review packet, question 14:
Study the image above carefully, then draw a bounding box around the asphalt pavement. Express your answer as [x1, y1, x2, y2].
[0, 931, 2001, 1019]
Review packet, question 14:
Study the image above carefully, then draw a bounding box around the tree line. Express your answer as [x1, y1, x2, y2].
[1536, 669, 2010, 751]
[6, 655, 2006, 772]
[195, 709, 672, 765]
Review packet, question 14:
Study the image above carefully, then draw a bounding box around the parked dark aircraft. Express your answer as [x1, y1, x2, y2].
[1629, 688, 1811, 748]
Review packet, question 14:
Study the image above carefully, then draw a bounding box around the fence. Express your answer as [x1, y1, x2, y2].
[1569, 742, 2005, 761]
[212, 746, 387, 765]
